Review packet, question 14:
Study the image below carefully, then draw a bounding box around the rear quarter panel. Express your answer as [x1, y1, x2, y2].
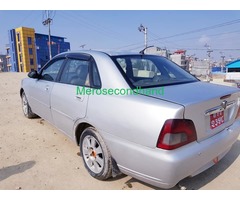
[86, 94, 184, 148]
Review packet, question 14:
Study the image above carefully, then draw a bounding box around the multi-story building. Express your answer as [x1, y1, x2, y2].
[170, 50, 188, 70]
[8, 29, 20, 72]
[14, 27, 37, 72]
[0, 54, 7, 72]
[7, 26, 70, 72]
[35, 33, 71, 69]
[5, 44, 12, 72]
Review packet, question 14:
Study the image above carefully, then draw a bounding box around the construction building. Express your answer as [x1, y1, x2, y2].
[7, 26, 70, 72]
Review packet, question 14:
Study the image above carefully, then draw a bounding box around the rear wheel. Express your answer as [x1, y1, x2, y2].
[21, 91, 37, 118]
[80, 127, 112, 180]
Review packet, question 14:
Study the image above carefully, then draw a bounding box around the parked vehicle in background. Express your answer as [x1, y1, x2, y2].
[20, 50, 240, 189]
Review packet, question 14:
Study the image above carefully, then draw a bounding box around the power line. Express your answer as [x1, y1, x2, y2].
[58, 11, 131, 45]
[156, 29, 240, 46]
[149, 18, 240, 43]
[115, 18, 240, 51]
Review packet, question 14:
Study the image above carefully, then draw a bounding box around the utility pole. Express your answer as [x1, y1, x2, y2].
[204, 43, 213, 82]
[138, 24, 148, 49]
[220, 52, 225, 72]
[42, 11, 53, 59]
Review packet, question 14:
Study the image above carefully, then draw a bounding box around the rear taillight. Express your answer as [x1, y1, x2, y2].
[157, 119, 197, 150]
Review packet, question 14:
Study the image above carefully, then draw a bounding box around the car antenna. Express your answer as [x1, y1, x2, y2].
[139, 45, 154, 54]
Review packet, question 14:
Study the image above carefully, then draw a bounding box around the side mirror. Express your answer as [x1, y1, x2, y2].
[28, 70, 39, 79]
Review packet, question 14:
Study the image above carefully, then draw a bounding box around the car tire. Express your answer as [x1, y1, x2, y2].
[80, 127, 112, 180]
[21, 91, 37, 118]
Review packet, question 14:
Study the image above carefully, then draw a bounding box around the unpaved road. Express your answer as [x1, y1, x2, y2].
[0, 72, 239, 190]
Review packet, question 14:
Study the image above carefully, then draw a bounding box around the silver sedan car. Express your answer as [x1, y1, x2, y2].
[20, 50, 240, 189]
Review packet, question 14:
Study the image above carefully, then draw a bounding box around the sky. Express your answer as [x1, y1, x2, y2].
[1, 2, 240, 62]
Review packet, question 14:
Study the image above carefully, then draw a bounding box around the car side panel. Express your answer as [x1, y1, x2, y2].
[21, 78, 54, 123]
[51, 83, 89, 138]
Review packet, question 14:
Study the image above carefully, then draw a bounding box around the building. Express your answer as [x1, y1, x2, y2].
[144, 46, 169, 58]
[5, 44, 12, 72]
[35, 33, 71, 69]
[7, 29, 19, 72]
[15, 27, 37, 72]
[225, 59, 240, 80]
[0, 54, 7, 72]
[7, 26, 70, 72]
[170, 50, 188, 70]
[190, 60, 209, 77]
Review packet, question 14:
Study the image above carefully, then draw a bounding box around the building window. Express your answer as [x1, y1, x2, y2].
[20, 64, 23, 72]
[10, 32, 13, 41]
[28, 37, 32, 45]
[19, 55, 22, 63]
[30, 58, 34, 66]
[29, 48, 33, 55]
[18, 44, 21, 52]
[17, 33, 20, 42]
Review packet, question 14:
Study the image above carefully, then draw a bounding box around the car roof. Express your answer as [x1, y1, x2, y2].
[53, 50, 160, 59]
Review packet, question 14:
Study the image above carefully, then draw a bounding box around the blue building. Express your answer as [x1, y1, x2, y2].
[35, 33, 70, 70]
[7, 27, 70, 72]
[226, 60, 240, 80]
[8, 29, 19, 72]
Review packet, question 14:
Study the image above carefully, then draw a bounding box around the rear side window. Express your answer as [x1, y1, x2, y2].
[92, 61, 101, 88]
[59, 59, 90, 87]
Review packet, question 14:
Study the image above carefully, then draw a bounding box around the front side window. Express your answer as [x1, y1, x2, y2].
[59, 59, 89, 86]
[111, 55, 197, 88]
[41, 59, 64, 81]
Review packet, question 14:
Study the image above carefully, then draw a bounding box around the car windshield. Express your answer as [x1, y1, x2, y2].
[111, 55, 198, 88]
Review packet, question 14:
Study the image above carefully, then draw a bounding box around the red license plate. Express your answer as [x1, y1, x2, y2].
[210, 111, 224, 129]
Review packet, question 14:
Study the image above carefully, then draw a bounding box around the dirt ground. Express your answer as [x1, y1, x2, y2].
[0, 72, 239, 190]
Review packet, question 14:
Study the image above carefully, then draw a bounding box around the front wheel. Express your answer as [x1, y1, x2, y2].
[80, 127, 112, 180]
[21, 91, 37, 118]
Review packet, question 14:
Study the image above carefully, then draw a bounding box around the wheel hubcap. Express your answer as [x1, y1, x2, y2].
[82, 136, 104, 173]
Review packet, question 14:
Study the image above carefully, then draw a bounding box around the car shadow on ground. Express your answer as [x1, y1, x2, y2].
[0, 161, 36, 181]
[106, 140, 240, 190]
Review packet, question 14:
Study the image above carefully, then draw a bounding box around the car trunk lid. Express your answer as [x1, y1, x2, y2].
[142, 81, 240, 142]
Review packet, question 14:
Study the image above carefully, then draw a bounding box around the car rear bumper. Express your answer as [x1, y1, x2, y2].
[104, 120, 240, 189]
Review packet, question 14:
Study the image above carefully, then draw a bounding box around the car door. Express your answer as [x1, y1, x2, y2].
[28, 58, 65, 124]
[50, 55, 93, 138]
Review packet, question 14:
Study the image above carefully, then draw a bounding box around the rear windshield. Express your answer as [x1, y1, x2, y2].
[111, 55, 197, 88]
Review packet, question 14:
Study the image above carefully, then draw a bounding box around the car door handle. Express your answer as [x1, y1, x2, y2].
[75, 95, 84, 101]
[45, 86, 49, 91]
